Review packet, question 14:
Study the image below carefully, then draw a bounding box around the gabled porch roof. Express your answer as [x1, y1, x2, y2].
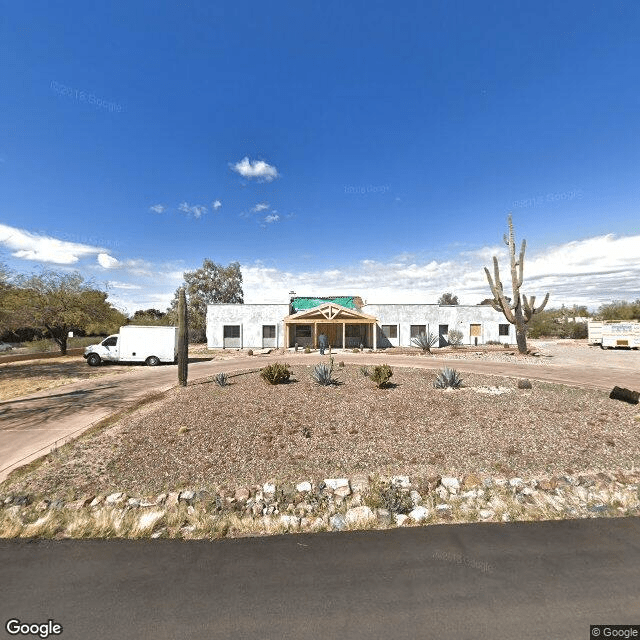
[283, 301, 377, 324]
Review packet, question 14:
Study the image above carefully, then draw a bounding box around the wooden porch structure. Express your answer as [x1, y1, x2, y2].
[283, 302, 379, 349]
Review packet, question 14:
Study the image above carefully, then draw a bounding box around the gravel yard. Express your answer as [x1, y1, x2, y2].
[5, 363, 639, 500]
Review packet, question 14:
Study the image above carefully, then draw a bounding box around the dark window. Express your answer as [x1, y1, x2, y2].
[382, 325, 397, 339]
[499, 324, 510, 336]
[410, 325, 426, 338]
[262, 325, 276, 339]
[102, 337, 118, 347]
[296, 325, 312, 338]
[223, 325, 241, 339]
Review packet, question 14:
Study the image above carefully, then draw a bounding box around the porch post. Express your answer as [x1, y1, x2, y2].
[285, 323, 289, 349]
[314, 322, 317, 348]
[373, 323, 377, 350]
[342, 323, 346, 349]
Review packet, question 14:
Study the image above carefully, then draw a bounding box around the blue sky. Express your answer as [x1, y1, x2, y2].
[1, 1, 639, 314]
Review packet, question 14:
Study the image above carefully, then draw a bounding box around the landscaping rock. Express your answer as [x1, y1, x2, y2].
[440, 477, 460, 493]
[165, 492, 179, 509]
[350, 475, 370, 493]
[280, 515, 300, 529]
[436, 504, 452, 513]
[409, 490, 422, 506]
[394, 514, 409, 526]
[391, 476, 411, 489]
[263, 482, 276, 497]
[105, 492, 125, 505]
[296, 481, 312, 493]
[178, 490, 196, 504]
[234, 487, 250, 502]
[329, 514, 347, 531]
[376, 508, 392, 525]
[345, 506, 375, 525]
[138, 510, 164, 532]
[479, 509, 494, 520]
[127, 498, 140, 508]
[509, 478, 524, 490]
[462, 473, 482, 489]
[89, 496, 104, 508]
[408, 506, 429, 522]
[324, 478, 349, 491]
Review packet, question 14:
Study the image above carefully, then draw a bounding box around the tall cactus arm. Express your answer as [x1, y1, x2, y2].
[523, 292, 550, 321]
[517, 239, 526, 288]
[485, 259, 516, 323]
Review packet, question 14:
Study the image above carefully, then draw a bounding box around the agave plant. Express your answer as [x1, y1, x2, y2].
[433, 367, 464, 389]
[411, 332, 438, 352]
[214, 372, 229, 387]
[311, 356, 339, 386]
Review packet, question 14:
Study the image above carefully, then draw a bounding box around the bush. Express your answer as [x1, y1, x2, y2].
[311, 358, 339, 386]
[433, 367, 463, 389]
[517, 378, 532, 389]
[486, 340, 501, 346]
[247, 349, 253, 356]
[359, 366, 370, 377]
[370, 364, 393, 388]
[214, 372, 228, 387]
[447, 329, 463, 347]
[352, 348, 360, 353]
[364, 481, 413, 514]
[260, 362, 291, 385]
[338, 361, 345, 367]
[411, 332, 438, 352]
[570, 322, 588, 339]
[304, 347, 311, 354]
[503, 343, 511, 348]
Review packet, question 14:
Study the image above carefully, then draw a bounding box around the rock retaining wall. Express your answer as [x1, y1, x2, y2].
[1, 471, 639, 539]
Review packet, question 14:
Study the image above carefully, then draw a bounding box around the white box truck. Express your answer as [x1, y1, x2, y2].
[84, 326, 179, 366]
[587, 320, 640, 349]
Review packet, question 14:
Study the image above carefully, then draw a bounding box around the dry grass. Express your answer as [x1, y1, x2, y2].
[3, 364, 638, 501]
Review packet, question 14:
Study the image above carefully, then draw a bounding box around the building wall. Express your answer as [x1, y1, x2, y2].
[206, 304, 289, 349]
[206, 302, 514, 348]
[362, 304, 512, 347]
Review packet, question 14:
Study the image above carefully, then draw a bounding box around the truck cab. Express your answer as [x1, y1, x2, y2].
[84, 335, 119, 365]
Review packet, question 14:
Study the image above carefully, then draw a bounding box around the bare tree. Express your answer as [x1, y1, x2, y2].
[484, 214, 550, 354]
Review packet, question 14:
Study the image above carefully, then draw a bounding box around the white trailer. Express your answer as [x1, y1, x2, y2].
[587, 320, 640, 349]
[84, 325, 179, 366]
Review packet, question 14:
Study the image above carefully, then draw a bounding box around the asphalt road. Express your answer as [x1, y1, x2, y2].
[2, 352, 640, 481]
[1, 516, 639, 639]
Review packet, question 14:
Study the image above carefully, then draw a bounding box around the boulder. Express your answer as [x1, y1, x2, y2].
[296, 481, 312, 493]
[345, 506, 375, 525]
[329, 514, 347, 531]
[234, 487, 251, 502]
[408, 506, 429, 522]
[440, 477, 460, 493]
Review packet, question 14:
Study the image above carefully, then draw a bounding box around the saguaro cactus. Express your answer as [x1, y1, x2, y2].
[177, 286, 188, 386]
[484, 214, 550, 354]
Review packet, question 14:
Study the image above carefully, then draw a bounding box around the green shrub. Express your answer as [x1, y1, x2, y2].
[304, 347, 311, 354]
[352, 348, 360, 353]
[260, 362, 291, 385]
[486, 340, 502, 346]
[338, 361, 345, 367]
[359, 366, 370, 377]
[247, 349, 253, 356]
[411, 332, 438, 352]
[370, 364, 393, 388]
[517, 378, 532, 389]
[447, 329, 463, 347]
[311, 358, 338, 386]
[433, 367, 463, 389]
[214, 372, 228, 387]
[503, 343, 511, 348]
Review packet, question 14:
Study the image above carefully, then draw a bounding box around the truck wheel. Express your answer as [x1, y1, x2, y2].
[146, 356, 161, 366]
[87, 353, 101, 367]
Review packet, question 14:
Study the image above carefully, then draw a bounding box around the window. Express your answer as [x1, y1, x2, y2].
[499, 324, 510, 336]
[223, 325, 241, 339]
[410, 325, 426, 338]
[262, 325, 276, 339]
[382, 325, 397, 339]
[296, 325, 312, 338]
[102, 337, 117, 347]
[345, 324, 363, 337]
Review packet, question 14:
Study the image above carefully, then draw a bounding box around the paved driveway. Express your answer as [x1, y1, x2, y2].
[1, 351, 639, 482]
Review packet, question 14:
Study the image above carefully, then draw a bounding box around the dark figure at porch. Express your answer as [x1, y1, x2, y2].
[318, 332, 328, 355]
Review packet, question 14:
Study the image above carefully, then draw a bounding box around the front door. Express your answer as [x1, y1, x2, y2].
[438, 324, 449, 348]
[323, 324, 342, 348]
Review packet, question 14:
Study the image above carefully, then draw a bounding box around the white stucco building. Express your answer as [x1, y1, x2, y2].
[206, 296, 514, 349]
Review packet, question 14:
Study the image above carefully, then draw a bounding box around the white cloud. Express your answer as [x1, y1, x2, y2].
[107, 281, 142, 290]
[0, 223, 107, 265]
[178, 202, 207, 219]
[238, 233, 640, 311]
[212, 200, 222, 210]
[252, 202, 270, 213]
[231, 157, 279, 182]
[264, 214, 280, 223]
[149, 204, 165, 213]
[97, 253, 119, 269]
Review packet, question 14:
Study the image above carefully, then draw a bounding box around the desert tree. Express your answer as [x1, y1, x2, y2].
[167, 259, 243, 342]
[438, 292, 459, 305]
[4, 269, 123, 354]
[484, 214, 550, 354]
